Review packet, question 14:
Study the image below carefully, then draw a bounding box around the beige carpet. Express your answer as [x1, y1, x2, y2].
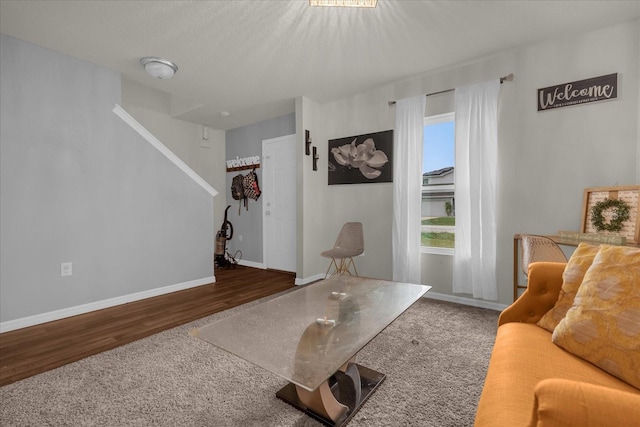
[0, 293, 498, 426]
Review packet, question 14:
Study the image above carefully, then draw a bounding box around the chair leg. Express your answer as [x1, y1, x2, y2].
[348, 257, 358, 276]
[325, 258, 339, 278]
[338, 259, 347, 275]
[339, 258, 358, 276]
[325, 257, 358, 277]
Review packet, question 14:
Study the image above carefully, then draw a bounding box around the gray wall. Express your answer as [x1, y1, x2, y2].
[225, 114, 295, 264]
[120, 79, 226, 232]
[297, 19, 640, 304]
[0, 34, 214, 324]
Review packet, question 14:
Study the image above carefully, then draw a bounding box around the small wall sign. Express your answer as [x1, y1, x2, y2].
[226, 155, 261, 172]
[537, 73, 617, 112]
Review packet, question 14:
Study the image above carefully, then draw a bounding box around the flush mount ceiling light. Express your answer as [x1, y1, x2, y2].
[309, 0, 377, 7]
[140, 56, 178, 79]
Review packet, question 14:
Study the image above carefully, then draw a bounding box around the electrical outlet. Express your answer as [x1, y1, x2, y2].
[61, 262, 72, 277]
[239, 235, 243, 242]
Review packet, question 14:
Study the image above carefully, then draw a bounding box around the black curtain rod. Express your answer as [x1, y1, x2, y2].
[387, 73, 514, 107]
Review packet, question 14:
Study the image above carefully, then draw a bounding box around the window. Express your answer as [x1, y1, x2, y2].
[421, 112, 455, 255]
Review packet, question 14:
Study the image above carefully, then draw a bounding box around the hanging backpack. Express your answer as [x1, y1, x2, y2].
[231, 174, 245, 201]
[243, 168, 261, 201]
[231, 174, 246, 214]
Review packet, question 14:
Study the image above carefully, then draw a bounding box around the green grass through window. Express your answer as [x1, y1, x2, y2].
[421, 232, 455, 248]
[421, 217, 455, 226]
[421, 216, 455, 248]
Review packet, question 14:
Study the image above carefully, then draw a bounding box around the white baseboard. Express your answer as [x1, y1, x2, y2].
[237, 259, 265, 269]
[294, 274, 326, 286]
[228, 260, 314, 284]
[424, 291, 508, 312]
[0, 276, 216, 333]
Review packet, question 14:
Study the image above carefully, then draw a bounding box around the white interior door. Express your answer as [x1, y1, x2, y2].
[262, 134, 296, 272]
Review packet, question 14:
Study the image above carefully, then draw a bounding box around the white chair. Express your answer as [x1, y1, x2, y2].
[321, 222, 364, 277]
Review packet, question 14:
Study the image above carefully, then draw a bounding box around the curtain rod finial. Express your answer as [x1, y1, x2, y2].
[500, 73, 514, 84]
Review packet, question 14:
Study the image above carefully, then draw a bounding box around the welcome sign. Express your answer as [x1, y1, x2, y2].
[538, 73, 617, 111]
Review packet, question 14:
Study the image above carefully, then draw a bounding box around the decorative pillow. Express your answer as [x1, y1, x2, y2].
[552, 245, 640, 389]
[537, 243, 600, 332]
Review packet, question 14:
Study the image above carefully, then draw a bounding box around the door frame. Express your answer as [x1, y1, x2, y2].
[262, 133, 297, 273]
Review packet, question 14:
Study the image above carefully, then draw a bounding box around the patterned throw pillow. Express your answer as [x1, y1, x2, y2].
[552, 245, 640, 389]
[537, 243, 600, 332]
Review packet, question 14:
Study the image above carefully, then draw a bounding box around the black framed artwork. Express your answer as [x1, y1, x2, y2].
[328, 130, 393, 185]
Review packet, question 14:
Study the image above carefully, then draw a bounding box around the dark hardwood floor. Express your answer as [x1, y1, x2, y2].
[0, 266, 295, 387]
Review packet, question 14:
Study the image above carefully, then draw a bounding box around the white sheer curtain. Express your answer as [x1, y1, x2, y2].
[452, 80, 500, 300]
[392, 95, 426, 283]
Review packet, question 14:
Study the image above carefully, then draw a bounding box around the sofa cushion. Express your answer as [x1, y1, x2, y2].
[552, 245, 640, 389]
[529, 379, 640, 427]
[474, 322, 639, 427]
[537, 242, 599, 332]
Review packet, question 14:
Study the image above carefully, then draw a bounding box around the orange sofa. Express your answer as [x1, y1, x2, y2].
[474, 262, 640, 426]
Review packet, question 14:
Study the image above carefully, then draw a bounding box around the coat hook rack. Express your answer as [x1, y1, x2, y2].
[312, 146, 319, 171]
[305, 130, 312, 156]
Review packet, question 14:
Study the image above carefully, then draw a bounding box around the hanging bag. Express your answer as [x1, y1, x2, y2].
[231, 173, 246, 214]
[231, 174, 245, 200]
[243, 168, 261, 201]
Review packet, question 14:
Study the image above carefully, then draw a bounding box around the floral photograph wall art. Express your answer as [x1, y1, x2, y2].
[328, 130, 393, 185]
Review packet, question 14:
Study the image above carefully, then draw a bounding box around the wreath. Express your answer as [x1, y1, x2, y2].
[590, 198, 630, 233]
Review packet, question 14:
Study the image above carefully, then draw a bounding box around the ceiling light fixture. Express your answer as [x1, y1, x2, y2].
[140, 56, 178, 79]
[309, 0, 377, 7]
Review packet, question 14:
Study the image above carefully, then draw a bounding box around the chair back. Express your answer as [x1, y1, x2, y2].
[334, 222, 364, 256]
[520, 234, 567, 276]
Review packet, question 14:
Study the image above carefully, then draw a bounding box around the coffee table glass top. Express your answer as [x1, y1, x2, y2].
[195, 275, 430, 391]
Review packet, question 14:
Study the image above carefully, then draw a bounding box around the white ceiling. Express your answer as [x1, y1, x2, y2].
[1, 1, 639, 130]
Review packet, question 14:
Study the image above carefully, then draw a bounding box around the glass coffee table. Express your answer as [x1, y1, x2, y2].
[194, 275, 430, 426]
